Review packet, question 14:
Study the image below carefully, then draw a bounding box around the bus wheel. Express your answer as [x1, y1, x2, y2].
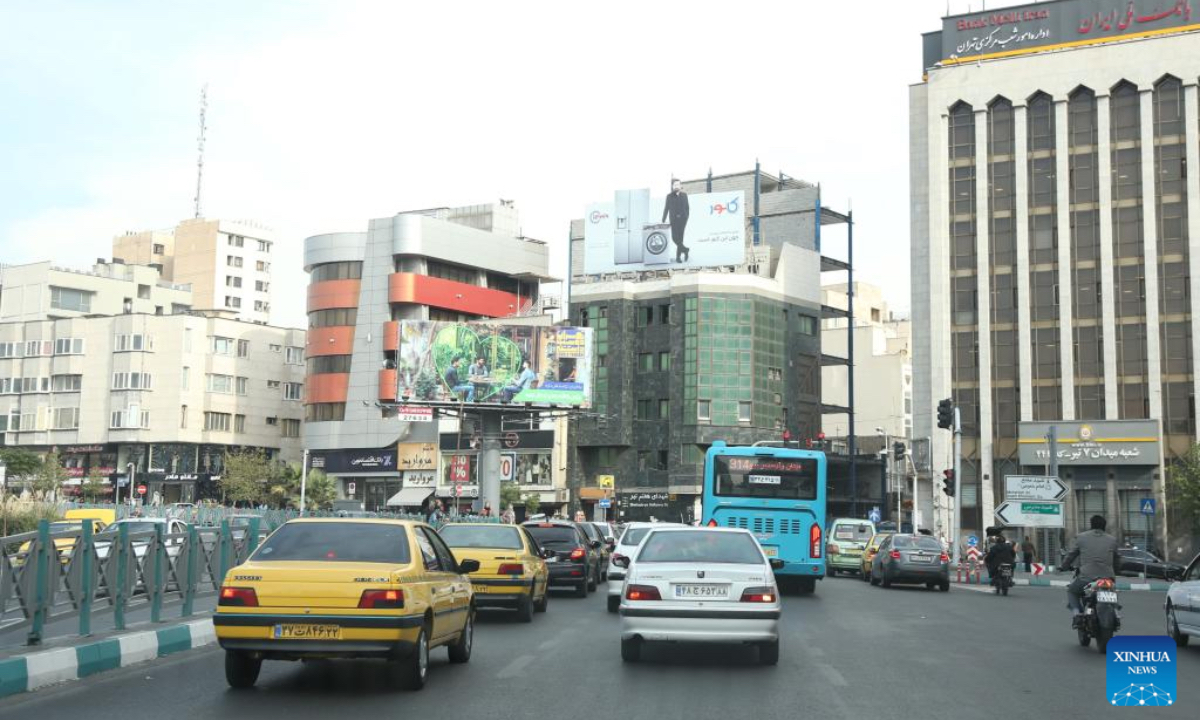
[797, 578, 816, 595]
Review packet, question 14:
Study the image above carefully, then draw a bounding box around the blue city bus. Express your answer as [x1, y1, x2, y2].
[701, 440, 827, 592]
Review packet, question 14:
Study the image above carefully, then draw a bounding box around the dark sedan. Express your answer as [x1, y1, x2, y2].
[870, 533, 950, 591]
[1116, 548, 1186, 581]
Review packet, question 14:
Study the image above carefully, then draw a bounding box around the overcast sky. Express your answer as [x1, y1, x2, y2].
[0, 0, 980, 328]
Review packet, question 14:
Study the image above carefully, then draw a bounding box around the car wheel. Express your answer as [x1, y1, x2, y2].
[534, 588, 549, 613]
[400, 628, 430, 689]
[1168, 605, 1190, 647]
[881, 574, 892, 588]
[575, 580, 588, 598]
[870, 571, 880, 587]
[758, 639, 780, 666]
[224, 651, 261, 689]
[516, 594, 534, 623]
[939, 580, 950, 592]
[926, 582, 936, 590]
[828, 568, 837, 577]
[588, 569, 597, 592]
[621, 636, 642, 663]
[607, 595, 620, 613]
[448, 610, 474, 662]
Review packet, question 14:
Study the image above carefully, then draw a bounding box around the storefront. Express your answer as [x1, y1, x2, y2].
[437, 430, 561, 514]
[309, 447, 399, 511]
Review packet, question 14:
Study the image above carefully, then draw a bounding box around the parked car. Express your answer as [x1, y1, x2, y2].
[617, 527, 783, 665]
[214, 518, 478, 690]
[1116, 548, 1186, 581]
[579, 522, 611, 581]
[439, 523, 550, 621]
[607, 522, 682, 612]
[860, 532, 893, 581]
[1166, 551, 1200, 647]
[522, 520, 601, 598]
[95, 517, 190, 561]
[870, 533, 950, 591]
[826, 519, 875, 576]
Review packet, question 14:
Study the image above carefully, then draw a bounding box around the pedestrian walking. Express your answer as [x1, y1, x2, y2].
[1020, 536, 1036, 573]
[500, 505, 516, 525]
[481, 502, 493, 518]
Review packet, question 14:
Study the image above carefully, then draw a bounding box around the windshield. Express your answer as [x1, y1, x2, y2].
[524, 525, 580, 547]
[620, 527, 655, 546]
[101, 521, 161, 536]
[713, 455, 818, 500]
[893, 536, 943, 551]
[833, 523, 873, 542]
[439, 525, 524, 550]
[637, 530, 764, 564]
[49, 522, 83, 532]
[252, 523, 412, 564]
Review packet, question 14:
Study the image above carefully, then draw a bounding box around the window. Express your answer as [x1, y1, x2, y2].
[659, 399, 669, 420]
[1074, 326, 1104, 379]
[181, 366, 190, 391]
[228, 234, 245, 247]
[172, 303, 191, 315]
[211, 336, 234, 355]
[798, 315, 817, 335]
[1028, 92, 1054, 151]
[54, 338, 84, 355]
[266, 416, 278, 426]
[50, 286, 92, 312]
[0, 342, 20, 358]
[226, 275, 243, 288]
[637, 307, 653, 327]
[114, 334, 152, 352]
[639, 353, 653, 371]
[637, 399, 654, 420]
[51, 374, 82, 392]
[204, 411, 232, 432]
[226, 255, 243, 268]
[281, 418, 301, 438]
[111, 406, 149, 429]
[207, 374, 234, 393]
[596, 447, 620, 467]
[1110, 82, 1140, 143]
[255, 280, 269, 292]
[698, 399, 712, 421]
[285, 346, 304, 365]
[424, 260, 473, 285]
[152, 243, 165, 255]
[1115, 264, 1145, 318]
[237, 339, 249, 357]
[225, 296, 242, 309]
[112, 372, 153, 390]
[305, 403, 345, 422]
[659, 352, 671, 371]
[738, 401, 752, 423]
[1030, 269, 1058, 321]
[269, 344, 282, 353]
[308, 308, 358, 328]
[257, 240, 271, 252]
[267, 379, 281, 389]
[255, 301, 270, 313]
[949, 102, 975, 159]
[953, 276, 978, 326]
[307, 355, 352, 374]
[1075, 489, 1107, 535]
[257, 260, 270, 272]
[236, 376, 249, 396]
[284, 382, 303, 401]
[659, 305, 671, 324]
[180, 405, 188, 429]
[51, 407, 79, 430]
[1076, 384, 1105, 419]
[234, 414, 246, 433]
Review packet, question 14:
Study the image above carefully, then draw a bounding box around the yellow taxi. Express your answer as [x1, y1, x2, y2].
[213, 518, 479, 690]
[860, 532, 893, 582]
[438, 522, 550, 622]
[15, 509, 115, 566]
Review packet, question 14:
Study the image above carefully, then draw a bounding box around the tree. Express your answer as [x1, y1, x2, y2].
[0, 447, 43, 485]
[1167, 443, 1200, 535]
[81, 467, 109, 503]
[302, 469, 336, 512]
[500, 481, 522, 513]
[523, 493, 540, 517]
[32, 450, 67, 498]
[219, 449, 276, 507]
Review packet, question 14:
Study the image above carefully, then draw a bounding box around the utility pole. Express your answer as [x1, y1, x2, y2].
[193, 84, 208, 219]
[952, 408, 963, 566]
[300, 448, 309, 516]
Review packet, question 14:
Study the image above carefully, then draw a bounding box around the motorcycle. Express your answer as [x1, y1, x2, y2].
[1074, 575, 1121, 654]
[992, 563, 1014, 596]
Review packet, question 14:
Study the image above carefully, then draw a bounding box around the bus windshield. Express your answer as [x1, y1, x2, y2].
[712, 455, 818, 500]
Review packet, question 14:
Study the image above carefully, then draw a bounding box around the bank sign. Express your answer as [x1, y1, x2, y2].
[931, 0, 1198, 66]
[1018, 420, 1160, 466]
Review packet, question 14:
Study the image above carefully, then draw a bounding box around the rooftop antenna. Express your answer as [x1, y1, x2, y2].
[193, 84, 208, 219]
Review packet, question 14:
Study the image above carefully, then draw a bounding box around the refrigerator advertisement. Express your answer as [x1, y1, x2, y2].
[583, 183, 746, 274]
[396, 321, 593, 408]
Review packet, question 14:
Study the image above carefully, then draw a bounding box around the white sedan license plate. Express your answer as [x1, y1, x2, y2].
[910, 555, 933, 563]
[1096, 591, 1118, 603]
[674, 584, 729, 598]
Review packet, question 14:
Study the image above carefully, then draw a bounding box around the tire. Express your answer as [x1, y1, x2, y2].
[516, 594, 534, 623]
[621, 637, 642, 663]
[1096, 624, 1112, 655]
[797, 578, 816, 595]
[1168, 605, 1191, 647]
[1078, 626, 1091, 647]
[828, 568, 837, 577]
[1001, 585, 1009, 597]
[881, 574, 892, 588]
[534, 588, 548, 613]
[870, 571, 880, 587]
[588, 569, 597, 592]
[607, 595, 620, 613]
[758, 640, 780, 666]
[448, 610, 474, 663]
[927, 582, 936, 590]
[400, 629, 430, 690]
[575, 580, 588, 598]
[861, 568, 870, 582]
[939, 580, 950, 592]
[224, 651, 261, 689]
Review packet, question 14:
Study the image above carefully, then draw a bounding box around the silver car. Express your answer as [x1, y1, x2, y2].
[1165, 551, 1200, 647]
[617, 527, 783, 665]
[607, 522, 681, 613]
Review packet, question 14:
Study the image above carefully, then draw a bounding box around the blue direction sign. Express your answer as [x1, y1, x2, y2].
[967, 535, 979, 547]
[598, 498, 612, 509]
[1140, 498, 1156, 516]
[868, 507, 881, 524]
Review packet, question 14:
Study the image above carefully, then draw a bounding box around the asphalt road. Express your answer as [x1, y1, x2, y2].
[3, 576, 1197, 720]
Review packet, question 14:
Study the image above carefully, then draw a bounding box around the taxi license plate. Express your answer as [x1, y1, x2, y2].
[1096, 591, 1118, 603]
[674, 584, 729, 598]
[273, 624, 342, 640]
[762, 547, 779, 558]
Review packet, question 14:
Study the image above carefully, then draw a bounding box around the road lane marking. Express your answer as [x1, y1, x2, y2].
[497, 654, 534, 679]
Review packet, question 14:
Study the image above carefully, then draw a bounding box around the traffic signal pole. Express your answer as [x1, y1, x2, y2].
[952, 407, 963, 566]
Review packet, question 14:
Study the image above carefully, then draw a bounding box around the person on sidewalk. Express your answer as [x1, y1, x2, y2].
[1020, 536, 1036, 573]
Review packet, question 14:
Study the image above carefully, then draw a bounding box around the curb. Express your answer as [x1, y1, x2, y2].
[0, 618, 216, 699]
[953, 578, 1172, 592]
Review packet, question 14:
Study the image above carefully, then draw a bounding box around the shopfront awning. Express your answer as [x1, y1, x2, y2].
[387, 487, 435, 507]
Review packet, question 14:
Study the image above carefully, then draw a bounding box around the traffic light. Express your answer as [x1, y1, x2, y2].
[893, 441, 906, 461]
[937, 398, 954, 430]
[942, 469, 955, 496]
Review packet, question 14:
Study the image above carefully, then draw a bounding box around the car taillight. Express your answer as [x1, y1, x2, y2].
[707, 519, 718, 527]
[889, 550, 901, 560]
[625, 584, 661, 601]
[497, 564, 524, 576]
[569, 548, 586, 561]
[218, 587, 258, 607]
[741, 586, 777, 603]
[358, 589, 405, 609]
[810, 523, 822, 558]
[827, 543, 840, 555]
[1096, 578, 1115, 590]
[939, 553, 949, 563]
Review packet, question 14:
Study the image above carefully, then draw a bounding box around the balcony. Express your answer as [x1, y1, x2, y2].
[379, 369, 397, 402]
[383, 321, 400, 353]
[388, 273, 526, 318]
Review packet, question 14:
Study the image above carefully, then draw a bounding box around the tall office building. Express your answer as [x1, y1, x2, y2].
[911, 0, 1200, 552]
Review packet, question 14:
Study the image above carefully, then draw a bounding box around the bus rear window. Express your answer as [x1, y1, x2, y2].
[713, 455, 818, 500]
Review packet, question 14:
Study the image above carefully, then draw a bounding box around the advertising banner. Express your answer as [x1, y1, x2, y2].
[397, 442, 438, 471]
[583, 185, 746, 274]
[396, 321, 593, 407]
[1017, 420, 1160, 466]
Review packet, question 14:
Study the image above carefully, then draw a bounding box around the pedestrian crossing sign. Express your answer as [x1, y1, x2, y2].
[1140, 498, 1156, 516]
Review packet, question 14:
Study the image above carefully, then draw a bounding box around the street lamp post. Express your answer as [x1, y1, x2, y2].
[123, 462, 134, 509]
[876, 428, 889, 522]
[300, 449, 309, 517]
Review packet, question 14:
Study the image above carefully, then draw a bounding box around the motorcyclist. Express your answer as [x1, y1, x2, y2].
[984, 531, 1016, 585]
[1061, 514, 1120, 624]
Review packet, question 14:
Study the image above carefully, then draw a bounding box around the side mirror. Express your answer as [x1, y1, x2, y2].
[591, 540, 602, 550]
[769, 558, 786, 570]
[458, 558, 481, 574]
[541, 548, 556, 559]
[612, 556, 630, 569]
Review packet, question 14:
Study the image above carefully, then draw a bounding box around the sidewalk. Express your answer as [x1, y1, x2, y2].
[0, 596, 217, 656]
[953, 568, 1172, 592]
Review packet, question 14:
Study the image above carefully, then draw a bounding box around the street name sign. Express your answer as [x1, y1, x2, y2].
[1004, 475, 1068, 502]
[995, 501, 1064, 528]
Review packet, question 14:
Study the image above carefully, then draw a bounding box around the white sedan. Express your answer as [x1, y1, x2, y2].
[1166, 551, 1200, 646]
[616, 526, 783, 665]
